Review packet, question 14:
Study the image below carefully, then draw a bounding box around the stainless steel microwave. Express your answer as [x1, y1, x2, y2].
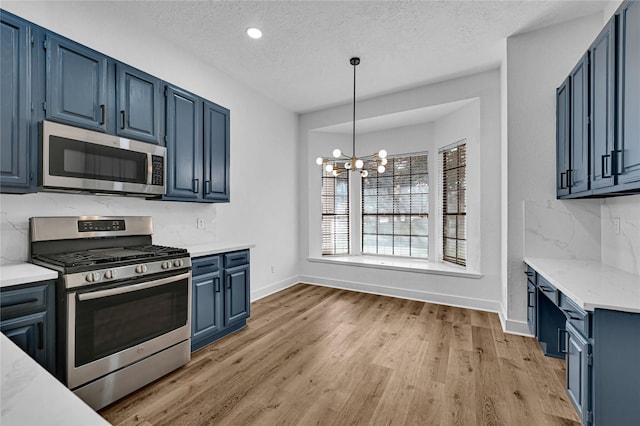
[41, 121, 166, 196]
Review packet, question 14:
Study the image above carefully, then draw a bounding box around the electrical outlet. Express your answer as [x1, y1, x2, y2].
[197, 218, 205, 230]
[613, 218, 621, 235]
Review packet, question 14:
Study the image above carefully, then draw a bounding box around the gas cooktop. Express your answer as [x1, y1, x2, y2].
[32, 245, 188, 269]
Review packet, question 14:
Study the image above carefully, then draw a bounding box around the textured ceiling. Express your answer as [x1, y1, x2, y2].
[106, 1, 609, 113]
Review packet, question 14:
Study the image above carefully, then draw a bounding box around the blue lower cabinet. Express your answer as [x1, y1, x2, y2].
[592, 309, 640, 426]
[224, 264, 250, 327]
[525, 268, 537, 336]
[527, 263, 640, 425]
[192, 270, 222, 343]
[191, 250, 250, 352]
[563, 322, 592, 425]
[0, 280, 56, 375]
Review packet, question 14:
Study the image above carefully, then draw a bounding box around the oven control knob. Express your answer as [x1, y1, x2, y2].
[161, 261, 171, 270]
[173, 259, 184, 268]
[86, 272, 100, 282]
[104, 270, 115, 279]
[135, 265, 148, 274]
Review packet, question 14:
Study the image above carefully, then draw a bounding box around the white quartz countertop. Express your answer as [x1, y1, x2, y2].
[1, 335, 110, 426]
[174, 242, 255, 258]
[0, 263, 58, 289]
[524, 257, 640, 313]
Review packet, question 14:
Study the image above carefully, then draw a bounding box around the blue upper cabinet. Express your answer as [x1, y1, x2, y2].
[164, 85, 203, 200]
[569, 54, 590, 195]
[0, 12, 34, 193]
[45, 33, 109, 132]
[617, 0, 640, 190]
[116, 63, 162, 144]
[590, 19, 616, 192]
[556, 78, 571, 197]
[164, 87, 231, 203]
[203, 101, 230, 202]
[557, 0, 640, 198]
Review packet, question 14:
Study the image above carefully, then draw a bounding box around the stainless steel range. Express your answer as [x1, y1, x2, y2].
[29, 216, 191, 410]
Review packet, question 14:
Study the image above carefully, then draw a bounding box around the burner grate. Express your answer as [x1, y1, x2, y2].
[33, 245, 188, 268]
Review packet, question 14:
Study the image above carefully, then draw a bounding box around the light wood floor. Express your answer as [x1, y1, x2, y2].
[100, 284, 580, 425]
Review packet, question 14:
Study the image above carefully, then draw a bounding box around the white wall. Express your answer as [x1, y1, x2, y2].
[299, 70, 503, 314]
[0, 2, 300, 300]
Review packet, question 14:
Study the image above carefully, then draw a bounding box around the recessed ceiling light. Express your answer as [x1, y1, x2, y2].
[246, 27, 262, 39]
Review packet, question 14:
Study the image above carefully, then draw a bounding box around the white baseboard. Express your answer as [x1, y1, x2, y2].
[504, 319, 534, 337]
[298, 275, 502, 315]
[250, 276, 299, 302]
[252, 275, 531, 337]
[498, 306, 533, 336]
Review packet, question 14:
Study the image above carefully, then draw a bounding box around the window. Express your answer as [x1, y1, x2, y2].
[362, 153, 429, 257]
[321, 167, 349, 255]
[441, 143, 466, 266]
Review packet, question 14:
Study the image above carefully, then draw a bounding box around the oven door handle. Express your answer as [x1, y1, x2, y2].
[77, 272, 191, 301]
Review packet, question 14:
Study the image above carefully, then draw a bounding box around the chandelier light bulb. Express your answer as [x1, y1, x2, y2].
[325, 164, 333, 173]
[381, 158, 388, 165]
[355, 159, 364, 169]
[345, 162, 352, 169]
[246, 27, 263, 39]
[332, 149, 342, 158]
[378, 149, 387, 159]
[316, 157, 324, 165]
[361, 170, 369, 177]
[377, 165, 386, 173]
[332, 169, 339, 177]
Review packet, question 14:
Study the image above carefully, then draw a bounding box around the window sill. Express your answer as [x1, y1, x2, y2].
[307, 255, 483, 279]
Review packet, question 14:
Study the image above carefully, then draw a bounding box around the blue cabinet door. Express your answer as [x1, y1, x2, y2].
[1, 311, 48, 368]
[192, 270, 222, 344]
[556, 78, 571, 197]
[164, 85, 202, 200]
[527, 279, 537, 336]
[0, 12, 33, 193]
[590, 19, 616, 192]
[116, 63, 162, 144]
[45, 34, 108, 132]
[0, 281, 56, 375]
[564, 322, 592, 425]
[617, 0, 640, 189]
[203, 101, 230, 202]
[224, 264, 250, 327]
[569, 54, 590, 195]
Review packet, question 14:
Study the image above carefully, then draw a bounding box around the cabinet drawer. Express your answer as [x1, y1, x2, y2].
[191, 255, 221, 276]
[537, 275, 559, 305]
[0, 284, 49, 319]
[224, 250, 249, 268]
[559, 293, 590, 338]
[525, 266, 536, 285]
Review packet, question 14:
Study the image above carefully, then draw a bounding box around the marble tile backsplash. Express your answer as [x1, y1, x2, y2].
[0, 192, 220, 265]
[524, 196, 640, 276]
[601, 195, 640, 275]
[523, 199, 602, 261]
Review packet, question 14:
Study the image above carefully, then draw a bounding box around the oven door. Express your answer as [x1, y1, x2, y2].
[66, 270, 191, 389]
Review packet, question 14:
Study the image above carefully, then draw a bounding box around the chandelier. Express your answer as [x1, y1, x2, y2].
[316, 57, 387, 178]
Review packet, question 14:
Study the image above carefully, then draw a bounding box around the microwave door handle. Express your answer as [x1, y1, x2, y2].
[77, 271, 190, 301]
[146, 153, 154, 185]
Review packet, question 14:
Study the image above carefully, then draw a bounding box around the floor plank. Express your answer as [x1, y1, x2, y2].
[100, 284, 581, 425]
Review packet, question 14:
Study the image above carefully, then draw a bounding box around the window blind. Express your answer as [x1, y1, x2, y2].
[361, 153, 429, 258]
[440, 143, 467, 266]
[321, 168, 349, 255]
